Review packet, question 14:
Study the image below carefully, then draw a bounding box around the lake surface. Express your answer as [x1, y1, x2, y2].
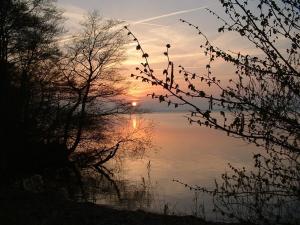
[80, 112, 262, 221]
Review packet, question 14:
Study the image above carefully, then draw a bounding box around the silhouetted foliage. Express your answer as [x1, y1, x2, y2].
[175, 147, 300, 224]
[126, 0, 299, 224]
[0, 1, 132, 177]
[57, 12, 130, 154]
[0, 0, 65, 175]
[126, 0, 299, 153]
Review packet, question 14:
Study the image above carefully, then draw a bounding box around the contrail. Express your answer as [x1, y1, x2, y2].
[125, 21, 167, 27]
[132, 6, 208, 25]
[56, 6, 210, 43]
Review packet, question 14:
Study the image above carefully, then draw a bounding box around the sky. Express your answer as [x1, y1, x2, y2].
[56, 0, 256, 112]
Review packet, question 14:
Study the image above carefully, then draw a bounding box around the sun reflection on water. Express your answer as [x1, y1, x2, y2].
[132, 115, 137, 129]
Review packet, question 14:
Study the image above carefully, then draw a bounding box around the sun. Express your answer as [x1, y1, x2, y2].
[132, 101, 137, 107]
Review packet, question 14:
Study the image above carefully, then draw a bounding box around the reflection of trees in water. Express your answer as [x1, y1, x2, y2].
[71, 114, 154, 169]
[80, 163, 155, 211]
[8, 115, 156, 212]
[68, 115, 156, 210]
[13, 160, 156, 213]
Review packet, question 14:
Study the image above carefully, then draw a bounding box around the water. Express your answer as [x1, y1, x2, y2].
[81, 112, 261, 220]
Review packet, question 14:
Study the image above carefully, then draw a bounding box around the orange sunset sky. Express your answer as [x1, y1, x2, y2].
[57, 0, 263, 111]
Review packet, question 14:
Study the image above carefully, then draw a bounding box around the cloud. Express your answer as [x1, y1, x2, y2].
[55, 35, 78, 43]
[57, 3, 86, 32]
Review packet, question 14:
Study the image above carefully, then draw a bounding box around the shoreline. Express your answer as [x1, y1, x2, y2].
[0, 189, 245, 225]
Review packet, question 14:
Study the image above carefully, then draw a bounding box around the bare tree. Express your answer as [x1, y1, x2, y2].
[59, 11, 130, 155]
